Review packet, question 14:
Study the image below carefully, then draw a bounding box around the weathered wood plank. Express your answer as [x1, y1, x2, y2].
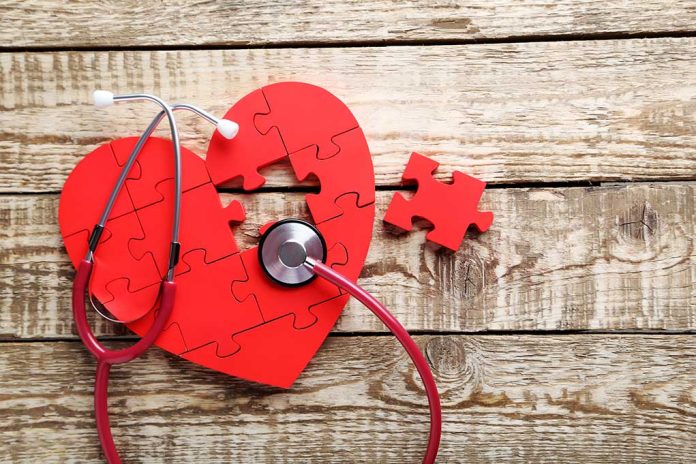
[1, 38, 695, 192]
[1, 184, 693, 339]
[1, 335, 693, 463]
[1, 1, 695, 48]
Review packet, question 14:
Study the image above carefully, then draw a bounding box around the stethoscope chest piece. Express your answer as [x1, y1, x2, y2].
[258, 219, 327, 287]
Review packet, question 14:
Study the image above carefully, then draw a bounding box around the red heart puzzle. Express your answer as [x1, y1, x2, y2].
[59, 82, 375, 388]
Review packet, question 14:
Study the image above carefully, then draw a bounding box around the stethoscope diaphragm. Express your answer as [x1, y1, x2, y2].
[258, 218, 327, 287]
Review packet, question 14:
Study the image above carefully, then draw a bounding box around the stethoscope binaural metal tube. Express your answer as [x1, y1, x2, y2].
[95, 102, 230, 235]
[91, 100, 233, 279]
[94, 93, 181, 280]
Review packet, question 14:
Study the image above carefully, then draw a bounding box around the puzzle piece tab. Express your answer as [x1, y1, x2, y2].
[316, 192, 375, 280]
[384, 152, 493, 251]
[256, 82, 359, 159]
[102, 278, 160, 316]
[130, 181, 245, 277]
[110, 137, 211, 210]
[289, 126, 374, 223]
[206, 88, 287, 190]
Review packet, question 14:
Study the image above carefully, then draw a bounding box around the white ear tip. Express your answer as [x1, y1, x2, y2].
[217, 119, 239, 140]
[93, 90, 114, 108]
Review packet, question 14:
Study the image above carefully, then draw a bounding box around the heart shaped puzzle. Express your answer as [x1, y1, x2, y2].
[59, 82, 375, 388]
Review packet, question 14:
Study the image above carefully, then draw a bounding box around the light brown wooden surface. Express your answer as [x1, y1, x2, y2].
[1, 38, 696, 193]
[1, 1, 695, 48]
[2, 335, 694, 463]
[2, 2, 695, 463]
[1, 184, 693, 339]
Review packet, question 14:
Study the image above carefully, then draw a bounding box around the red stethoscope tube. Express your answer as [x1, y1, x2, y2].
[73, 259, 176, 464]
[75, 257, 441, 463]
[309, 260, 442, 464]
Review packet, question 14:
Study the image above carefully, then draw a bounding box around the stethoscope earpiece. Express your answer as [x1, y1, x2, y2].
[93, 90, 115, 108]
[216, 119, 240, 140]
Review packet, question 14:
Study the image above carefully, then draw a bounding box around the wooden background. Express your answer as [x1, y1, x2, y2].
[1, 1, 695, 462]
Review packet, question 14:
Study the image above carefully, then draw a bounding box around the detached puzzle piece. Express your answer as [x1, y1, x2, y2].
[289, 126, 374, 223]
[59, 142, 135, 238]
[384, 152, 493, 251]
[206, 88, 287, 190]
[110, 137, 211, 210]
[232, 249, 343, 329]
[130, 181, 245, 277]
[256, 82, 358, 159]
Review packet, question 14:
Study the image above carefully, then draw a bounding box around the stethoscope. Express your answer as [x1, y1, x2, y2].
[73, 91, 442, 463]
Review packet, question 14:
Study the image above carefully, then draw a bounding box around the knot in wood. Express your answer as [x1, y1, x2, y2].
[618, 202, 658, 242]
[425, 336, 467, 377]
[434, 250, 485, 300]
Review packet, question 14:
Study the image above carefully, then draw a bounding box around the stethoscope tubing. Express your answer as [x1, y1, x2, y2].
[73, 259, 176, 464]
[77, 94, 240, 463]
[90, 94, 181, 282]
[307, 259, 442, 464]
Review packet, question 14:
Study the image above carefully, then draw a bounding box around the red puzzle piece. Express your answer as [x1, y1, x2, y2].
[102, 278, 160, 312]
[130, 250, 264, 357]
[232, 248, 344, 329]
[206, 88, 287, 190]
[256, 82, 358, 159]
[183, 293, 349, 388]
[130, 181, 245, 277]
[111, 137, 211, 210]
[289, 126, 374, 223]
[316, 192, 375, 280]
[58, 142, 135, 238]
[384, 152, 493, 251]
[66, 211, 162, 322]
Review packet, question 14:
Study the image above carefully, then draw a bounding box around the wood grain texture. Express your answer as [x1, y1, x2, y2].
[1, 1, 695, 48]
[1, 335, 693, 463]
[1, 38, 696, 192]
[1, 184, 693, 339]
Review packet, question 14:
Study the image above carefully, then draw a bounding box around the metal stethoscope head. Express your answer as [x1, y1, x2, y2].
[258, 219, 327, 286]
